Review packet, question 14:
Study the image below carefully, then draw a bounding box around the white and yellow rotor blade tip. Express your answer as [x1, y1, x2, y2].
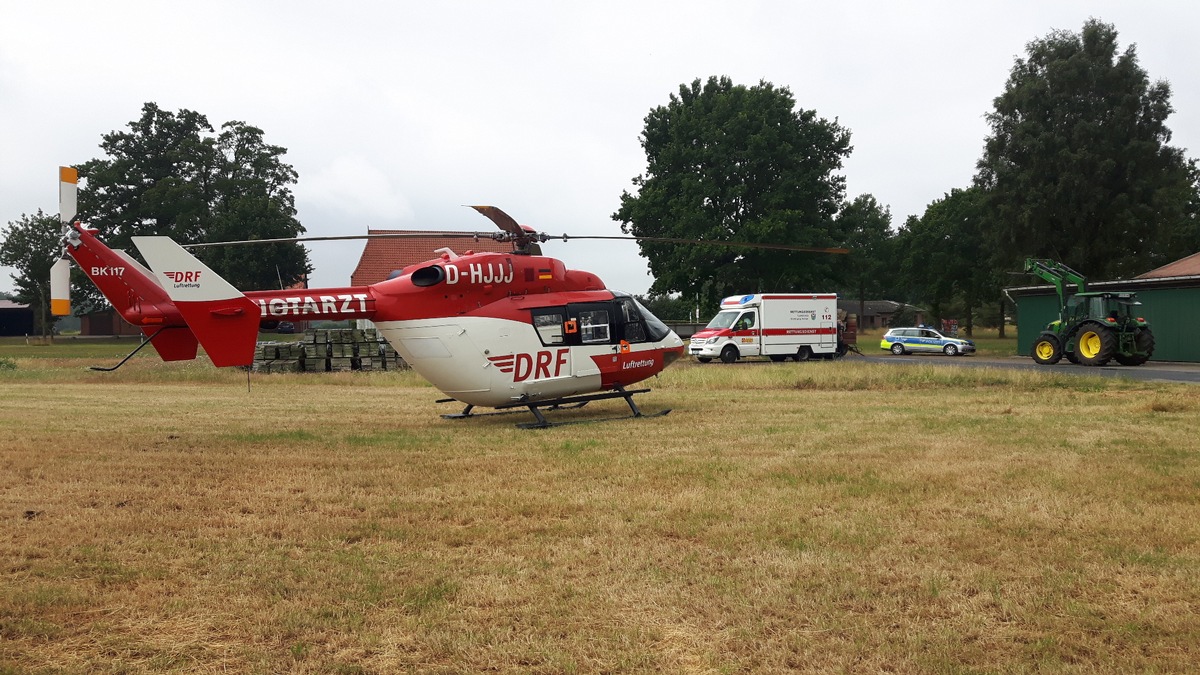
[59, 166, 77, 224]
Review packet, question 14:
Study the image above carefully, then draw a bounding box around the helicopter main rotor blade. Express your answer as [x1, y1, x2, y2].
[181, 204, 849, 255]
[553, 234, 850, 255]
[185, 230, 850, 254]
[468, 205, 524, 237]
[183, 231, 504, 249]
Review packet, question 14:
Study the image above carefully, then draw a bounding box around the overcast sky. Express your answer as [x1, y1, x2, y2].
[3, 1, 1199, 298]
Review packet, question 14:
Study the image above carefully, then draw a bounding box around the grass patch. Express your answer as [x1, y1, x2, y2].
[1, 343, 1198, 671]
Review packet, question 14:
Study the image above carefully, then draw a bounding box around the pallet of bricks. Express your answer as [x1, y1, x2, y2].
[253, 328, 404, 373]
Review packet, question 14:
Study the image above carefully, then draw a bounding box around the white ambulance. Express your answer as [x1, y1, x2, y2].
[688, 293, 846, 363]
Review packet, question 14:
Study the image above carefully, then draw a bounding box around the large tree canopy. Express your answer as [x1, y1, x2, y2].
[834, 194, 893, 320]
[614, 76, 852, 307]
[896, 187, 1000, 335]
[77, 103, 310, 295]
[976, 19, 1198, 280]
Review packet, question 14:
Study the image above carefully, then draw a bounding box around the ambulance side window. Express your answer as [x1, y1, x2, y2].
[531, 308, 565, 345]
[735, 312, 755, 331]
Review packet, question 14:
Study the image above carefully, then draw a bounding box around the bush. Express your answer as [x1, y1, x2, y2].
[0, 357, 16, 370]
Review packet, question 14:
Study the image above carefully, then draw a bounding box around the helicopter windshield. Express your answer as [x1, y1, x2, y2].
[705, 310, 740, 330]
[632, 298, 672, 342]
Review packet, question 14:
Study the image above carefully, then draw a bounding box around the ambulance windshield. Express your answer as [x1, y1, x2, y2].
[705, 310, 740, 330]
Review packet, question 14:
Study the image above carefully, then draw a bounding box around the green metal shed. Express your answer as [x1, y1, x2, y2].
[1006, 274, 1200, 363]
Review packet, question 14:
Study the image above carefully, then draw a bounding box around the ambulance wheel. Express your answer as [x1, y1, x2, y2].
[720, 345, 739, 364]
[793, 347, 812, 362]
[890, 343, 906, 355]
[697, 357, 712, 363]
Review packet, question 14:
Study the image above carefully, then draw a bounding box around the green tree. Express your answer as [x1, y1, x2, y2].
[894, 213, 954, 325]
[198, 121, 310, 290]
[898, 188, 998, 336]
[634, 293, 693, 322]
[0, 211, 66, 334]
[835, 194, 893, 322]
[77, 103, 310, 295]
[976, 19, 1198, 280]
[614, 76, 852, 308]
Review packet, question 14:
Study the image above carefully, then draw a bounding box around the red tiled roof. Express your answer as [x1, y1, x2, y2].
[350, 230, 514, 286]
[1136, 252, 1200, 279]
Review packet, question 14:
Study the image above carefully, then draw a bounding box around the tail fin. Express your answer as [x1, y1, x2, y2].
[132, 236, 260, 367]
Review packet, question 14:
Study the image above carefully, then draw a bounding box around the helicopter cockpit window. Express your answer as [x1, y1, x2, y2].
[531, 309, 565, 345]
[579, 309, 611, 344]
[633, 298, 672, 341]
[619, 298, 647, 343]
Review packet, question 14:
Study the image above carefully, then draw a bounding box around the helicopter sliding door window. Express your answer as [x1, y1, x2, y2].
[578, 309, 611, 344]
[531, 308, 566, 345]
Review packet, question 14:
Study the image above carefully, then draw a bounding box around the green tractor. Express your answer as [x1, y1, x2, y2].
[1024, 259, 1155, 367]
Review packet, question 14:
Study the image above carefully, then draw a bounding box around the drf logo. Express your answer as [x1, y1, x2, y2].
[163, 271, 201, 283]
[488, 348, 569, 382]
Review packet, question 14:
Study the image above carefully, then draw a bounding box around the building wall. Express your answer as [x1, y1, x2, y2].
[1014, 287, 1200, 362]
[0, 308, 35, 336]
[81, 310, 142, 337]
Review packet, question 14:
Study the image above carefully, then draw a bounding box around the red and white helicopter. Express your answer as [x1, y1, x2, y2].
[50, 167, 846, 427]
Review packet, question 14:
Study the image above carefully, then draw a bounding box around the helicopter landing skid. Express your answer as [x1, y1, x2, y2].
[440, 387, 670, 429]
[439, 400, 590, 420]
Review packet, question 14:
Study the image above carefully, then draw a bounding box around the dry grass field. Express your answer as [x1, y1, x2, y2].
[1, 342, 1198, 673]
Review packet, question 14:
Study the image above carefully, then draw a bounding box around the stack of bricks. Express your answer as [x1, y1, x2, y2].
[252, 328, 405, 372]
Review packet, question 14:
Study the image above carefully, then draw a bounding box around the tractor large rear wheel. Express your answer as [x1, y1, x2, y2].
[1031, 333, 1062, 365]
[1114, 327, 1156, 366]
[1075, 324, 1116, 366]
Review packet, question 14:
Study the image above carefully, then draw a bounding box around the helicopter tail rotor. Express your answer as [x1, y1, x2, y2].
[50, 167, 77, 316]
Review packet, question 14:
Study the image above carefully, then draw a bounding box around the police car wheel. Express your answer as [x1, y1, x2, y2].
[890, 343, 905, 355]
[944, 344, 958, 356]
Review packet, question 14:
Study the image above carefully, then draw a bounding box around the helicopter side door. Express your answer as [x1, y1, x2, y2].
[562, 301, 615, 379]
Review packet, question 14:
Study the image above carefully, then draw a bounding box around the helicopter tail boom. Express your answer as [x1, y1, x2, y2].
[60, 223, 202, 361]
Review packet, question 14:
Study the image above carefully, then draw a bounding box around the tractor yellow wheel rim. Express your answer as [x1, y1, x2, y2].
[1079, 331, 1101, 359]
[1035, 341, 1055, 360]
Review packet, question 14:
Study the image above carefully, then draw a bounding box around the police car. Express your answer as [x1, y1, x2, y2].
[880, 327, 975, 356]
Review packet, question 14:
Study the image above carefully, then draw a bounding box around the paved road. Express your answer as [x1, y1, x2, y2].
[858, 352, 1200, 385]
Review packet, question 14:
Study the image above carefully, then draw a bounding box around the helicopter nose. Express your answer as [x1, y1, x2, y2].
[662, 332, 685, 366]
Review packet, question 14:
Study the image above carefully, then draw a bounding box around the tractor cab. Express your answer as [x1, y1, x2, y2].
[1064, 292, 1142, 327]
